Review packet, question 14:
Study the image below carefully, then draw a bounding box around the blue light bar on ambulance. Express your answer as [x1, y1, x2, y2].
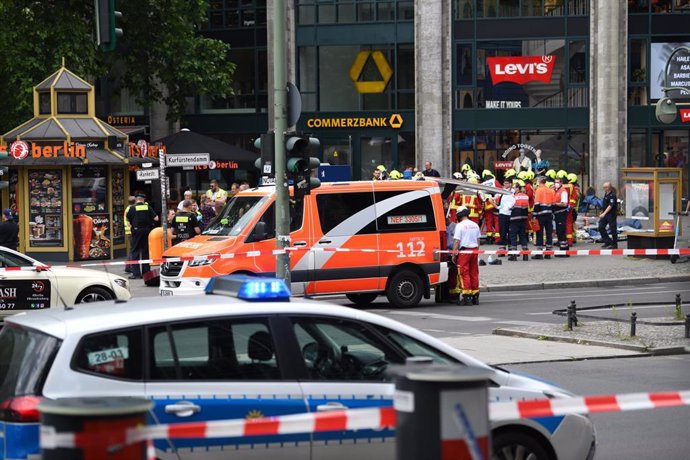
[205, 275, 291, 302]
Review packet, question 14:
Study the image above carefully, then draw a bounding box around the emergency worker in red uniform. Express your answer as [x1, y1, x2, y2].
[481, 170, 499, 241]
[567, 173, 580, 245]
[451, 206, 481, 306]
[461, 177, 483, 226]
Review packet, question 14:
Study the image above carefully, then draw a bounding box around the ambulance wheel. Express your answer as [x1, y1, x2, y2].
[346, 293, 378, 306]
[386, 270, 423, 308]
[492, 431, 553, 460]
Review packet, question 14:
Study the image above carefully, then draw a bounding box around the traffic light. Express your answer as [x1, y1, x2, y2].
[95, 0, 123, 51]
[285, 135, 321, 195]
[254, 132, 275, 175]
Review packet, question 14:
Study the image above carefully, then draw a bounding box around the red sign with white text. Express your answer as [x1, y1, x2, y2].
[680, 109, 690, 123]
[488, 55, 556, 85]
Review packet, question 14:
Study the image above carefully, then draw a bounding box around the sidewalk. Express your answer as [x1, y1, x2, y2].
[478, 240, 690, 292]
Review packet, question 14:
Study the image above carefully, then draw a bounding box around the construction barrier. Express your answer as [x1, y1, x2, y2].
[40, 390, 690, 451]
[4, 247, 690, 273]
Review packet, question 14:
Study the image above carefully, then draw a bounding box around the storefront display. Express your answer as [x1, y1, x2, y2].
[111, 168, 126, 245]
[72, 166, 111, 260]
[28, 169, 63, 248]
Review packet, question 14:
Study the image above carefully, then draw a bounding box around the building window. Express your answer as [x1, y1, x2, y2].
[200, 48, 268, 114]
[57, 93, 88, 114]
[39, 93, 51, 114]
[455, 0, 474, 18]
[111, 86, 144, 115]
[204, 0, 266, 30]
[629, 39, 648, 106]
[297, 0, 413, 24]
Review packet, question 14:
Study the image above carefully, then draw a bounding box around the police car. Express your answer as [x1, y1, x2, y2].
[0, 277, 595, 460]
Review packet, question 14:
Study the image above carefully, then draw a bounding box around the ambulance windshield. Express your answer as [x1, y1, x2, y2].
[203, 195, 268, 236]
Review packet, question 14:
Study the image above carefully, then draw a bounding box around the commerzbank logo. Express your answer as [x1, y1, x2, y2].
[349, 51, 393, 93]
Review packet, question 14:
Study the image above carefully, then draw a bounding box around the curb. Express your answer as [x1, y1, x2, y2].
[482, 274, 690, 292]
[493, 328, 688, 356]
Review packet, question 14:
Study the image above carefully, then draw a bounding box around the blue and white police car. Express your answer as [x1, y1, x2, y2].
[0, 277, 595, 460]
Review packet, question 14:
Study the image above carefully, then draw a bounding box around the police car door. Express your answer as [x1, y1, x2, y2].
[289, 315, 405, 460]
[145, 316, 309, 460]
[0, 250, 57, 313]
[311, 185, 379, 295]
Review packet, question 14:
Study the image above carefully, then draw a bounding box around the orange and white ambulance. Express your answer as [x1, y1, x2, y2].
[160, 180, 448, 308]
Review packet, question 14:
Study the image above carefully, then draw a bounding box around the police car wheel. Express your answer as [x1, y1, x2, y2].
[492, 431, 552, 460]
[76, 287, 114, 303]
[386, 270, 423, 308]
[346, 293, 378, 306]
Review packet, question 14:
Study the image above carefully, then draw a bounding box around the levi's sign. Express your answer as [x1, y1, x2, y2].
[488, 55, 556, 85]
[166, 153, 210, 167]
[681, 109, 690, 123]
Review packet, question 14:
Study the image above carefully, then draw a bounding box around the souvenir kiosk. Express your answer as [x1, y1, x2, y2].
[0, 64, 136, 262]
[622, 167, 683, 254]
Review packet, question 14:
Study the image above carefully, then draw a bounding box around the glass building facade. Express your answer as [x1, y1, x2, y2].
[96, 0, 690, 194]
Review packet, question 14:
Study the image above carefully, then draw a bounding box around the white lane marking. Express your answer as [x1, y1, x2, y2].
[487, 286, 690, 297]
[378, 310, 493, 322]
[494, 320, 552, 327]
[422, 329, 472, 335]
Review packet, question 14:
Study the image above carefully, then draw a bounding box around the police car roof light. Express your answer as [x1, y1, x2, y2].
[205, 275, 291, 302]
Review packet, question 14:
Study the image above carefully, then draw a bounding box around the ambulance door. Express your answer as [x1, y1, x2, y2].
[311, 186, 380, 295]
[246, 197, 315, 296]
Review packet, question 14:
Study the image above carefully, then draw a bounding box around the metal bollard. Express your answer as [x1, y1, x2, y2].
[630, 312, 637, 337]
[567, 304, 574, 331]
[570, 300, 578, 327]
[685, 314, 690, 339]
[39, 397, 152, 460]
[391, 363, 492, 460]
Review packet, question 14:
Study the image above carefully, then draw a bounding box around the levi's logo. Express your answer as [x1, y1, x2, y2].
[680, 109, 690, 123]
[488, 55, 556, 85]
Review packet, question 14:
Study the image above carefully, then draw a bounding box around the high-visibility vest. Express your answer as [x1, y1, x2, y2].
[124, 204, 132, 236]
[510, 192, 530, 220]
[533, 185, 555, 216]
[461, 194, 482, 219]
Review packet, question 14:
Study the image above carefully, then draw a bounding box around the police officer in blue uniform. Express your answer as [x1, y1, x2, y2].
[126, 193, 159, 279]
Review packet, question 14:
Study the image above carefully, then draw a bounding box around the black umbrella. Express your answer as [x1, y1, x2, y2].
[153, 129, 258, 167]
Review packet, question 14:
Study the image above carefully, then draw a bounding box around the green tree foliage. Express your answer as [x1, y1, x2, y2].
[0, 0, 234, 134]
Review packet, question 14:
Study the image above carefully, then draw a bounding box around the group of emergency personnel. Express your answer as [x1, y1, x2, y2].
[445, 162, 582, 305]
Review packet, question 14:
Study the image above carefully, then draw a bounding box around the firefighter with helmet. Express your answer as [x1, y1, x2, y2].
[481, 169, 500, 242]
[557, 170, 575, 244]
[508, 180, 530, 262]
[388, 170, 402, 180]
[462, 177, 483, 225]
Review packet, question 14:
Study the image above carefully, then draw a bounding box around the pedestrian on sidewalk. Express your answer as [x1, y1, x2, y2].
[451, 206, 481, 306]
[0, 209, 19, 251]
[598, 182, 618, 249]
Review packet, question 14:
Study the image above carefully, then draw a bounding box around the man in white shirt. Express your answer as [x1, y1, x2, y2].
[177, 190, 197, 211]
[451, 206, 482, 306]
[491, 179, 516, 256]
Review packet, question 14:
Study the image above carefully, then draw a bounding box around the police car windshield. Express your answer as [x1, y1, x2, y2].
[203, 196, 267, 236]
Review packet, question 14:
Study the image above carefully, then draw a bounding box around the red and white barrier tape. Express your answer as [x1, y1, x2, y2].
[4, 248, 690, 273]
[40, 390, 690, 449]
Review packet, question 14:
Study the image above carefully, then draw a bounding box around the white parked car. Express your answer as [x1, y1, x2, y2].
[0, 277, 594, 460]
[0, 246, 130, 321]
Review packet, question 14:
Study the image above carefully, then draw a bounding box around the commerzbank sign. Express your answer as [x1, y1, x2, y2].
[306, 114, 404, 129]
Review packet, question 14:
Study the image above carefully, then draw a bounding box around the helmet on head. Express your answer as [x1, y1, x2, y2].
[482, 169, 495, 179]
[376, 165, 387, 172]
[556, 169, 568, 179]
[567, 173, 577, 184]
[456, 206, 470, 219]
[545, 169, 556, 179]
[504, 169, 516, 179]
[527, 170, 535, 181]
[414, 171, 425, 180]
[467, 177, 479, 184]
[517, 171, 530, 181]
[461, 164, 472, 172]
[453, 171, 462, 179]
[516, 179, 526, 188]
[389, 170, 402, 180]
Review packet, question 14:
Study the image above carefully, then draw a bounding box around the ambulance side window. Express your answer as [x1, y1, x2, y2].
[247, 204, 276, 242]
[290, 198, 305, 232]
[374, 191, 436, 232]
[316, 192, 376, 235]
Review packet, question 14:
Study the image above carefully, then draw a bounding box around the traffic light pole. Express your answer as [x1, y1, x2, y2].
[272, 0, 291, 284]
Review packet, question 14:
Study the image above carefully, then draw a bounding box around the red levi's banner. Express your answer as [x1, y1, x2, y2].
[488, 55, 556, 85]
[680, 109, 690, 123]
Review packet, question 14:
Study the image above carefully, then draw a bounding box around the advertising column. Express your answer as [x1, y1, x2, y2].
[71, 166, 111, 260]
